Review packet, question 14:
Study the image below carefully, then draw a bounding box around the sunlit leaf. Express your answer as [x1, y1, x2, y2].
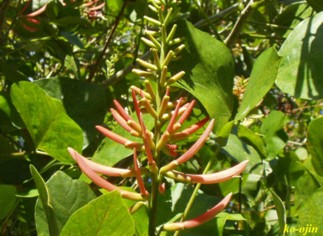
[35, 171, 96, 235]
[307, 117, 323, 175]
[60, 191, 135, 236]
[276, 12, 323, 99]
[30, 165, 59, 236]
[235, 47, 281, 121]
[171, 20, 235, 131]
[11, 81, 83, 163]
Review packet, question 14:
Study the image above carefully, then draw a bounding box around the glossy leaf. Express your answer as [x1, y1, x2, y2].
[35, 171, 96, 235]
[171, 20, 235, 131]
[10, 81, 83, 163]
[30, 165, 59, 236]
[307, 117, 323, 175]
[235, 47, 281, 121]
[276, 12, 323, 99]
[60, 191, 135, 236]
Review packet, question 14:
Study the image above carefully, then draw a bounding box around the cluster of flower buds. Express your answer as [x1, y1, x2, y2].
[68, 0, 248, 232]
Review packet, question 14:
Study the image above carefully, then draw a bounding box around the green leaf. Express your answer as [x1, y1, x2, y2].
[276, 12, 323, 99]
[10, 81, 83, 163]
[238, 124, 267, 159]
[260, 111, 287, 159]
[30, 165, 59, 236]
[171, 20, 235, 131]
[307, 117, 323, 175]
[35, 171, 96, 235]
[235, 47, 281, 121]
[222, 134, 261, 171]
[60, 191, 135, 236]
[269, 189, 286, 234]
[34, 77, 107, 148]
[0, 185, 17, 220]
[215, 212, 245, 236]
[296, 187, 323, 231]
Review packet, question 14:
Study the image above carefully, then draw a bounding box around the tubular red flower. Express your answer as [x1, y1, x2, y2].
[160, 119, 215, 173]
[163, 193, 232, 231]
[175, 100, 196, 129]
[68, 148, 135, 177]
[170, 117, 210, 142]
[165, 160, 249, 184]
[133, 149, 150, 197]
[95, 125, 141, 149]
[110, 108, 132, 132]
[166, 98, 183, 133]
[26, 4, 47, 17]
[113, 100, 133, 122]
[68, 148, 143, 201]
[88, 2, 105, 11]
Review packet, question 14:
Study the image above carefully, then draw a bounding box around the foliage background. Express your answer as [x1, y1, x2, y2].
[1, 0, 323, 235]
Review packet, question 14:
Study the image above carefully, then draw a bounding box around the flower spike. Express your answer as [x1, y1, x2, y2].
[165, 160, 249, 184]
[160, 119, 215, 174]
[68, 148, 143, 201]
[163, 193, 232, 231]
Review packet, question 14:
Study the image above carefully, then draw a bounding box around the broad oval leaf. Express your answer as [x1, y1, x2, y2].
[170, 20, 235, 131]
[307, 117, 323, 175]
[10, 81, 83, 163]
[276, 12, 323, 99]
[235, 47, 281, 121]
[60, 191, 135, 236]
[35, 171, 96, 235]
[34, 77, 107, 148]
[30, 165, 59, 236]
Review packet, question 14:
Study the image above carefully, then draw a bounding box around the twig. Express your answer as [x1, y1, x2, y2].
[87, 1, 129, 82]
[225, 0, 265, 48]
[194, 3, 239, 28]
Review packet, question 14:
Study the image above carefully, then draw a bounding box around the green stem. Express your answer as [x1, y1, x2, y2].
[87, 0, 128, 82]
[149, 173, 160, 236]
[174, 147, 220, 236]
